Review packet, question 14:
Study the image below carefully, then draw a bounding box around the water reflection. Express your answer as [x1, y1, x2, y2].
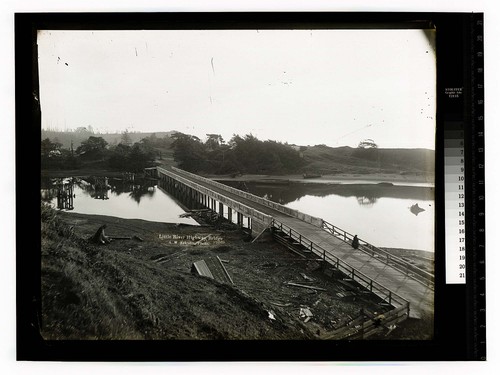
[356, 196, 378, 207]
[219, 179, 434, 251]
[40, 175, 198, 225]
[40, 179, 75, 210]
[219, 180, 434, 207]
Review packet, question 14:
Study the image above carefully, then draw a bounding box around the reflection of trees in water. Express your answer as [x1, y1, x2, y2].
[128, 184, 155, 204]
[219, 180, 434, 206]
[356, 195, 379, 207]
[59, 176, 156, 203]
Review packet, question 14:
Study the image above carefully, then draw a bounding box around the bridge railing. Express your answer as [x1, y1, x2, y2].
[158, 167, 273, 225]
[271, 218, 410, 313]
[171, 167, 324, 226]
[321, 220, 435, 289]
[166, 167, 434, 289]
[321, 303, 410, 340]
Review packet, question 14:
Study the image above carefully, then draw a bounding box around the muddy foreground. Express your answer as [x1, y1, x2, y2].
[40, 208, 433, 340]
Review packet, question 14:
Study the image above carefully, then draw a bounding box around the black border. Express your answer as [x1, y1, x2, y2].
[16, 12, 483, 361]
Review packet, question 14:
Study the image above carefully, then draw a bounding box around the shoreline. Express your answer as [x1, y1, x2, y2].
[42, 168, 434, 187]
[203, 172, 434, 186]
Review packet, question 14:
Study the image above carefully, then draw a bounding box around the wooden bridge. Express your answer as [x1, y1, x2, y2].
[155, 166, 434, 323]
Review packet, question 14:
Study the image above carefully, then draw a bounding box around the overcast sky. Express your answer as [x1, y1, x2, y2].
[38, 29, 436, 149]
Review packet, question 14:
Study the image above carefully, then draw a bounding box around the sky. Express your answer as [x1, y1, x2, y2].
[38, 28, 436, 149]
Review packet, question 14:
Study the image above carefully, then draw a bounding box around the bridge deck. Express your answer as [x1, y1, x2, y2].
[165, 168, 433, 319]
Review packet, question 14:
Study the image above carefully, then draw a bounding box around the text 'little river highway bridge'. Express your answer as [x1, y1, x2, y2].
[152, 166, 434, 325]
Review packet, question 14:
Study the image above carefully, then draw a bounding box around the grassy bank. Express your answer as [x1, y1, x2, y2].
[41, 205, 313, 339]
[40, 207, 434, 340]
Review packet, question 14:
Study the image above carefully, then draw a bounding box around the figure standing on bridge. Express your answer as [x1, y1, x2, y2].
[351, 235, 359, 250]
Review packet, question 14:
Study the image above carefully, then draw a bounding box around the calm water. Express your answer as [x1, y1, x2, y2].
[287, 194, 434, 252]
[221, 180, 435, 252]
[41, 177, 198, 225]
[41, 176, 434, 251]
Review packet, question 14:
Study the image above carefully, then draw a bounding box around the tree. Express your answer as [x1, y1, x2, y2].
[354, 139, 379, 161]
[41, 138, 58, 158]
[76, 136, 108, 159]
[108, 143, 132, 170]
[170, 132, 207, 172]
[120, 130, 132, 146]
[205, 134, 224, 151]
[357, 139, 378, 149]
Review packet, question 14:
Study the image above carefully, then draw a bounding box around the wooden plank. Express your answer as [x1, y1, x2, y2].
[192, 260, 214, 279]
[217, 256, 234, 285]
[285, 282, 327, 291]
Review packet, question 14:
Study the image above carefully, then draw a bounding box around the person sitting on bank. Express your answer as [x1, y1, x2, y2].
[89, 224, 112, 245]
[351, 235, 359, 250]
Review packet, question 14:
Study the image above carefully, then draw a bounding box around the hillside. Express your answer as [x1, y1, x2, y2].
[301, 145, 434, 176]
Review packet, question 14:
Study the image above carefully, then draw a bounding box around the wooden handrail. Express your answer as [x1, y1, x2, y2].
[270, 218, 410, 310]
[321, 219, 434, 288]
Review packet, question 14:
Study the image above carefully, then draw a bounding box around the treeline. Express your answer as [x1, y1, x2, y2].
[171, 133, 305, 175]
[41, 127, 176, 150]
[41, 133, 167, 172]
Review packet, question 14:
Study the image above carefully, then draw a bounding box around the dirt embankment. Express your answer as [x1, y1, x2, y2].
[40, 207, 433, 340]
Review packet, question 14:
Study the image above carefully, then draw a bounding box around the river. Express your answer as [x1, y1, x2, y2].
[41, 176, 434, 252]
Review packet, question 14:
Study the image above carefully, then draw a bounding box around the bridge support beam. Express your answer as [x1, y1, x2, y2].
[227, 207, 232, 222]
[219, 202, 224, 218]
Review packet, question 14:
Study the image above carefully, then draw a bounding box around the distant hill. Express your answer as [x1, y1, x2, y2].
[301, 145, 434, 176]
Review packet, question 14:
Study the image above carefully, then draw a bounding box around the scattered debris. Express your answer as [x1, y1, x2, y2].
[300, 273, 315, 282]
[217, 256, 234, 285]
[299, 307, 313, 322]
[385, 324, 397, 336]
[191, 257, 233, 284]
[191, 260, 214, 280]
[267, 310, 276, 321]
[306, 261, 321, 272]
[285, 282, 327, 291]
[261, 262, 279, 269]
[269, 302, 292, 307]
[323, 268, 334, 278]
